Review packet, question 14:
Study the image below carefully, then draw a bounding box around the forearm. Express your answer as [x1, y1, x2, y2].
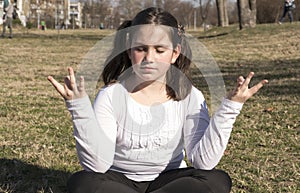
[66, 96, 114, 172]
[189, 98, 243, 169]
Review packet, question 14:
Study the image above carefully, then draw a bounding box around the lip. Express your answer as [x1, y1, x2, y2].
[140, 66, 156, 70]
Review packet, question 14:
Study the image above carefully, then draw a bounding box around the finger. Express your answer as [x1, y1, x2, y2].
[68, 67, 78, 91]
[64, 83, 74, 99]
[237, 76, 245, 86]
[243, 72, 254, 87]
[249, 79, 268, 96]
[78, 76, 85, 92]
[64, 76, 72, 90]
[64, 76, 80, 97]
[47, 76, 66, 96]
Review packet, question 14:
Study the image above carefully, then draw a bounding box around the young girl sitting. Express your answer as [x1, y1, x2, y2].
[48, 7, 268, 193]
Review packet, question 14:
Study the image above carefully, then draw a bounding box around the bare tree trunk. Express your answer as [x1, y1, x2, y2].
[216, 0, 229, 27]
[200, 0, 212, 30]
[237, 0, 256, 30]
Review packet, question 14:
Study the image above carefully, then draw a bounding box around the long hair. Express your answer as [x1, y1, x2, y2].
[101, 7, 192, 100]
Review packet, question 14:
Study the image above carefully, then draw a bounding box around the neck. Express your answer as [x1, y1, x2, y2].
[125, 75, 170, 105]
[126, 74, 166, 93]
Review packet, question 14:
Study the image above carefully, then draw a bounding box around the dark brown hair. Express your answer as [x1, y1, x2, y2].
[101, 7, 192, 100]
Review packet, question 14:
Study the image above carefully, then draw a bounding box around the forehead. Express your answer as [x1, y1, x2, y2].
[130, 25, 173, 48]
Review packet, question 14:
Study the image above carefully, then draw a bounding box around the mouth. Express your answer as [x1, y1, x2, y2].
[140, 66, 156, 70]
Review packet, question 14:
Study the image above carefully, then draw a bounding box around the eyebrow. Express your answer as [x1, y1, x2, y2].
[131, 42, 172, 49]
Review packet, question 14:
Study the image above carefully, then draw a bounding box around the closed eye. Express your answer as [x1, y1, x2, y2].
[133, 46, 147, 52]
[132, 45, 168, 54]
[156, 49, 165, 54]
[155, 46, 167, 54]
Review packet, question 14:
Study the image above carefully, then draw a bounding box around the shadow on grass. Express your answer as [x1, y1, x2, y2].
[13, 31, 108, 41]
[197, 32, 229, 39]
[0, 158, 71, 193]
[190, 57, 300, 98]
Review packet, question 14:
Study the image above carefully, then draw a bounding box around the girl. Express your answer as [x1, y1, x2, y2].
[48, 7, 268, 193]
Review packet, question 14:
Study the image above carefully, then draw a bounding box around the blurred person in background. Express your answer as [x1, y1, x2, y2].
[1, 0, 14, 38]
[279, 0, 296, 24]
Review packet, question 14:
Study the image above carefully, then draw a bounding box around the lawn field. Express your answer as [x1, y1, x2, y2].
[0, 23, 299, 193]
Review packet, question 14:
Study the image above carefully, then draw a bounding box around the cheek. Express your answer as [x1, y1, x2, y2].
[130, 51, 143, 64]
[160, 53, 175, 64]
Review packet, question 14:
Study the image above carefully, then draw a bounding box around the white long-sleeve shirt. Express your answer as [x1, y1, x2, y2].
[66, 83, 243, 181]
[4, 3, 14, 18]
[285, 0, 295, 7]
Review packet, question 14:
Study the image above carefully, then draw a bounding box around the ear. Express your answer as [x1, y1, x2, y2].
[171, 44, 181, 64]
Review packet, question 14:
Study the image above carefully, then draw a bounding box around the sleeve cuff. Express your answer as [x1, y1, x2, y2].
[65, 95, 90, 109]
[222, 98, 244, 111]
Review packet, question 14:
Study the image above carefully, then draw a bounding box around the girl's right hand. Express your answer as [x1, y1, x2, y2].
[47, 67, 87, 100]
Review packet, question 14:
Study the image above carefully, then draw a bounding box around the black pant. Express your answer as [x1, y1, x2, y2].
[67, 167, 232, 193]
[280, 8, 293, 23]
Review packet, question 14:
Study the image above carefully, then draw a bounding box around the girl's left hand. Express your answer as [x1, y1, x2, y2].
[227, 72, 268, 103]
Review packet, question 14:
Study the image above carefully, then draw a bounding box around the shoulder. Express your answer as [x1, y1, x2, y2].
[93, 83, 130, 118]
[189, 86, 205, 102]
[98, 82, 123, 93]
[181, 86, 206, 109]
[95, 82, 127, 103]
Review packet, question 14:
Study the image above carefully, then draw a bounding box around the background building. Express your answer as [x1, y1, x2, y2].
[69, 0, 82, 29]
[0, 0, 82, 29]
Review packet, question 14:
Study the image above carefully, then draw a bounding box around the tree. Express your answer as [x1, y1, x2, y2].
[81, 0, 110, 29]
[237, 0, 256, 29]
[156, 0, 163, 8]
[256, 0, 280, 23]
[163, 0, 182, 12]
[117, 0, 144, 20]
[162, 0, 194, 28]
[199, 0, 213, 30]
[144, 0, 155, 8]
[227, 0, 238, 24]
[216, 0, 229, 26]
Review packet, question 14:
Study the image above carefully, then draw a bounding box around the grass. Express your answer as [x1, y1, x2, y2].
[0, 23, 299, 192]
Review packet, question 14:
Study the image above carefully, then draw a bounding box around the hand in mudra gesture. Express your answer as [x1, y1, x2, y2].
[228, 72, 268, 103]
[48, 67, 87, 100]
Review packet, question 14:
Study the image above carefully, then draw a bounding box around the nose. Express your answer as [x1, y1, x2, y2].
[144, 48, 155, 63]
